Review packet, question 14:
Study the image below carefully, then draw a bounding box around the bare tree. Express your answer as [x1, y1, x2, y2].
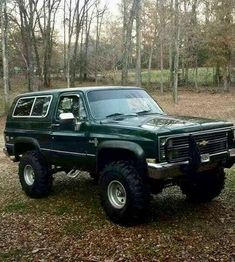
[158, 0, 165, 93]
[121, 0, 139, 85]
[172, 0, 180, 103]
[71, 0, 95, 85]
[41, 0, 61, 88]
[1, 0, 10, 111]
[94, 3, 107, 84]
[135, 0, 141, 86]
[14, 0, 37, 91]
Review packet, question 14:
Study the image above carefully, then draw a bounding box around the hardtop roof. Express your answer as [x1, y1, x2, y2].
[17, 86, 143, 97]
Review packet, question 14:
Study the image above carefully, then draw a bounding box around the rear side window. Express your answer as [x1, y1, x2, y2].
[31, 96, 51, 117]
[13, 95, 52, 117]
[13, 98, 34, 116]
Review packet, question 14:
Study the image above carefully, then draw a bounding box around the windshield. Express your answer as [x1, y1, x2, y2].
[87, 89, 164, 120]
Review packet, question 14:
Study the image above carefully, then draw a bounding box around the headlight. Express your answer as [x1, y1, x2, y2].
[160, 138, 167, 146]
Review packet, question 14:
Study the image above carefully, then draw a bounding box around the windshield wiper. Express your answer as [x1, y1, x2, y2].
[136, 109, 152, 115]
[136, 110, 165, 115]
[105, 113, 125, 118]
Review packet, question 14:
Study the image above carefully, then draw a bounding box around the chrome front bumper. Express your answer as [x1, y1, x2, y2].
[147, 149, 235, 179]
[229, 148, 235, 157]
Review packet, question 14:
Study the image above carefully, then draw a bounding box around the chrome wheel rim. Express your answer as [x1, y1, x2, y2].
[107, 180, 126, 209]
[24, 165, 35, 186]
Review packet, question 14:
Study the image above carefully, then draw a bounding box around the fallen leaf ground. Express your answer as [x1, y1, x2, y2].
[0, 91, 234, 261]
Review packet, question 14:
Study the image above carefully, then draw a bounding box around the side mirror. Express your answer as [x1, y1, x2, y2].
[59, 113, 75, 130]
[59, 112, 75, 120]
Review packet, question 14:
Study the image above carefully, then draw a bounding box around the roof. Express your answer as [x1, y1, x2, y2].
[18, 86, 142, 97]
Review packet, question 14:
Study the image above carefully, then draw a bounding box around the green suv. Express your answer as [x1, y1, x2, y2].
[4, 86, 235, 225]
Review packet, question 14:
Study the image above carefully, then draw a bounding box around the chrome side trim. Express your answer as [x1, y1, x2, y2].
[41, 148, 96, 157]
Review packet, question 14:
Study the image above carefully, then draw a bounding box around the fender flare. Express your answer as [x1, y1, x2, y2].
[97, 140, 147, 173]
[14, 137, 41, 155]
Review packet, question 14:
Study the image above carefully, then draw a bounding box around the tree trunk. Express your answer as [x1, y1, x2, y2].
[95, 13, 99, 85]
[223, 65, 230, 92]
[18, 1, 34, 91]
[215, 64, 220, 88]
[173, 0, 180, 103]
[71, 25, 81, 86]
[147, 45, 154, 87]
[83, 8, 92, 81]
[1, 0, 10, 112]
[121, 0, 128, 85]
[122, 0, 138, 86]
[169, 0, 174, 89]
[135, 0, 141, 86]
[185, 65, 189, 88]
[63, 0, 67, 81]
[194, 57, 198, 91]
[160, 38, 164, 93]
[79, 25, 84, 80]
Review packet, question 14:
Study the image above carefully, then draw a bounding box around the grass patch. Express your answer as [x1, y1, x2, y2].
[109, 67, 215, 87]
[0, 249, 23, 260]
[225, 169, 235, 190]
[63, 220, 84, 236]
[4, 201, 28, 213]
[54, 205, 70, 216]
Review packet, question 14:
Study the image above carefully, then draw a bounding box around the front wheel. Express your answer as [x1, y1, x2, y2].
[19, 150, 52, 198]
[180, 167, 225, 203]
[99, 161, 150, 225]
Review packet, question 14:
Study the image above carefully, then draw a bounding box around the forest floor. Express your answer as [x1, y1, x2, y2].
[0, 90, 235, 261]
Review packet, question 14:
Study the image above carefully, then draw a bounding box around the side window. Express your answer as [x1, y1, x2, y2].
[57, 95, 87, 120]
[13, 96, 52, 117]
[31, 96, 51, 117]
[13, 98, 34, 116]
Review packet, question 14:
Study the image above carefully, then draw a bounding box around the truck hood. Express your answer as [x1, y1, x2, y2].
[102, 114, 233, 135]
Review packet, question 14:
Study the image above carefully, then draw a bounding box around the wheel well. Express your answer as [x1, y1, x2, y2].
[97, 148, 146, 173]
[14, 143, 38, 157]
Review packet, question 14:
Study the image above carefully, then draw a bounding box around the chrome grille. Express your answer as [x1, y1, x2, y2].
[160, 131, 228, 162]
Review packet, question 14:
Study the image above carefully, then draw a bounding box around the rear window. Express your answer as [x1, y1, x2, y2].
[13, 96, 52, 117]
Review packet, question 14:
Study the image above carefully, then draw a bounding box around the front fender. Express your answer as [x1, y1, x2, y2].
[97, 140, 147, 173]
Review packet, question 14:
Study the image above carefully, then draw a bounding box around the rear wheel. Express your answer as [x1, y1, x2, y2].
[99, 161, 150, 225]
[180, 167, 225, 203]
[19, 150, 52, 198]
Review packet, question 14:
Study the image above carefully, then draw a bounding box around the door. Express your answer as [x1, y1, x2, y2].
[50, 93, 90, 168]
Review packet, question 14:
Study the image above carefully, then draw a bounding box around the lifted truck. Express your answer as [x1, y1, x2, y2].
[4, 86, 235, 225]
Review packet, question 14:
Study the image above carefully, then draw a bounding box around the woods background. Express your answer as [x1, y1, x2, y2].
[0, 0, 235, 113]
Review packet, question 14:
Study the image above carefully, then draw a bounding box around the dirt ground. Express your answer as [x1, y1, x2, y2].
[0, 91, 235, 261]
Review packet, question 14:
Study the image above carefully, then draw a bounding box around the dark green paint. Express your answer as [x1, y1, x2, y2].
[4, 86, 234, 172]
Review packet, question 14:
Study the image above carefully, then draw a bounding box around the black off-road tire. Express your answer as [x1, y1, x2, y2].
[180, 167, 225, 203]
[99, 161, 150, 225]
[89, 172, 99, 184]
[19, 150, 52, 198]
